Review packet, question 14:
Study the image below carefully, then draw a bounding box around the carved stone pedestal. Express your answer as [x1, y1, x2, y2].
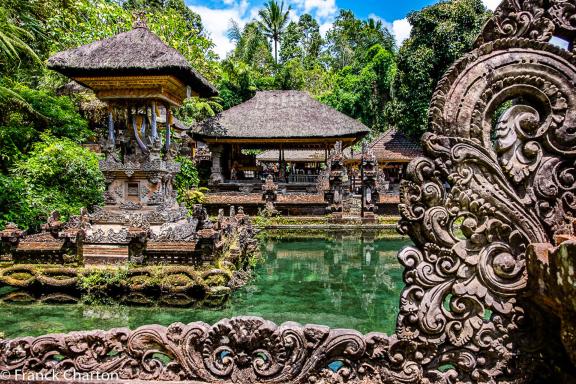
[328, 212, 344, 223]
[0, 223, 23, 262]
[83, 244, 129, 265]
[209, 145, 224, 186]
[362, 212, 377, 224]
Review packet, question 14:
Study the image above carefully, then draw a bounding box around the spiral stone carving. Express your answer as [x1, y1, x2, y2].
[0, 318, 435, 383]
[395, 0, 576, 381]
[1, 1, 574, 382]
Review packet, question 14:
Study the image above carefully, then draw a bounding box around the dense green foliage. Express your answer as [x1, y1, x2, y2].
[174, 156, 200, 194]
[0, 0, 491, 230]
[0, 83, 91, 171]
[394, 0, 490, 138]
[1, 135, 104, 230]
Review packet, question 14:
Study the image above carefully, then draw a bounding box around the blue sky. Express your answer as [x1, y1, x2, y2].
[185, 0, 499, 58]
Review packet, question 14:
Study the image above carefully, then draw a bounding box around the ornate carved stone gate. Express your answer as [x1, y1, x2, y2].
[1, 0, 575, 382]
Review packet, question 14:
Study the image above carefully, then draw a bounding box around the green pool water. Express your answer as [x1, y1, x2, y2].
[0, 231, 411, 338]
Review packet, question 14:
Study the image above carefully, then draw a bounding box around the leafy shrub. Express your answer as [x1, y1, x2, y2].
[180, 188, 208, 211]
[174, 155, 200, 193]
[174, 156, 208, 210]
[0, 174, 37, 229]
[11, 134, 104, 230]
[0, 82, 91, 171]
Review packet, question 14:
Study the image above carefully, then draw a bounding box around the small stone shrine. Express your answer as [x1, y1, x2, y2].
[261, 175, 279, 217]
[324, 141, 348, 219]
[0, 13, 252, 266]
[360, 143, 380, 223]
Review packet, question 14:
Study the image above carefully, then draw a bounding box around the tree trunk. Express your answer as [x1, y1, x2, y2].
[274, 38, 278, 64]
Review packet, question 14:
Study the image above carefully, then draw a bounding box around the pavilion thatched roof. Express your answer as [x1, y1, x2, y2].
[349, 128, 422, 162]
[48, 24, 217, 98]
[193, 91, 370, 141]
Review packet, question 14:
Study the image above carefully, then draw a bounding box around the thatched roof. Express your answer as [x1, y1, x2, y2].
[193, 91, 370, 140]
[257, 149, 326, 162]
[349, 128, 422, 162]
[48, 24, 217, 97]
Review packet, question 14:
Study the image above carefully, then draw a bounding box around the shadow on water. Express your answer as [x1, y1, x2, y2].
[0, 230, 412, 338]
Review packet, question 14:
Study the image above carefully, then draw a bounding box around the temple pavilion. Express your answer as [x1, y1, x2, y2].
[27, 14, 232, 265]
[192, 90, 370, 193]
[346, 128, 422, 193]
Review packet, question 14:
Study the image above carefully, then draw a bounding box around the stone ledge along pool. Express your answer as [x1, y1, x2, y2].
[0, 230, 411, 338]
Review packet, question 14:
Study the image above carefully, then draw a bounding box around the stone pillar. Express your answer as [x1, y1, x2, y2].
[209, 145, 224, 185]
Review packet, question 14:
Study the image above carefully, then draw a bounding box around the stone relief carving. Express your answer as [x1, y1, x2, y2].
[104, 191, 117, 205]
[120, 201, 143, 210]
[324, 141, 348, 214]
[139, 184, 151, 200]
[0, 317, 434, 383]
[85, 228, 131, 244]
[151, 221, 197, 242]
[360, 143, 380, 215]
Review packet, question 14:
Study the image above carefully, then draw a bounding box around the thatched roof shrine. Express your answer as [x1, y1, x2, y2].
[47, 18, 217, 103]
[348, 128, 422, 163]
[193, 91, 369, 148]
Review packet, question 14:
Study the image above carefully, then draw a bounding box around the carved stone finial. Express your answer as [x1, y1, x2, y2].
[132, 11, 148, 29]
[4, 222, 18, 231]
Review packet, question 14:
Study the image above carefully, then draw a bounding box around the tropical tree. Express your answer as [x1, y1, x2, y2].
[227, 20, 274, 70]
[0, 82, 91, 172]
[320, 44, 396, 132]
[176, 96, 223, 125]
[257, 0, 291, 64]
[0, 3, 42, 109]
[324, 10, 395, 70]
[393, 0, 490, 138]
[280, 14, 322, 68]
[279, 21, 301, 64]
[298, 14, 322, 67]
[0, 7, 40, 65]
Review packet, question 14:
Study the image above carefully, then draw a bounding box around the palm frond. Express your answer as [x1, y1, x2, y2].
[0, 10, 41, 64]
[0, 85, 48, 122]
[227, 19, 242, 42]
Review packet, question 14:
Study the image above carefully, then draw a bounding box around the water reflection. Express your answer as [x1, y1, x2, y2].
[0, 231, 411, 338]
[231, 231, 410, 333]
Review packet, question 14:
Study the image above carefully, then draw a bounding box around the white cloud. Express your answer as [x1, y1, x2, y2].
[287, 0, 337, 20]
[191, 0, 339, 59]
[392, 18, 412, 47]
[319, 22, 333, 37]
[482, 0, 500, 10]
[369, 13, 412, 48]
[189, 0, 252, 58]
[288, 9, 300, 23]
[304, 0, 337, 19]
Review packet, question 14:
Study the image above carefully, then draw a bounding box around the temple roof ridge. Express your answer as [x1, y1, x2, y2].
[47, 19, 217, 98]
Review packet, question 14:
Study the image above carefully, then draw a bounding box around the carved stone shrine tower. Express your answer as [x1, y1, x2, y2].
[46, 13, 219, 264]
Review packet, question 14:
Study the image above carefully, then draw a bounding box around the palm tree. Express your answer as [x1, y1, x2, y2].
[0, 7, 40, 65]
[227, 20, 273, 66]
[0, 5, 44, 118]
[257, 0, 291, 64]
